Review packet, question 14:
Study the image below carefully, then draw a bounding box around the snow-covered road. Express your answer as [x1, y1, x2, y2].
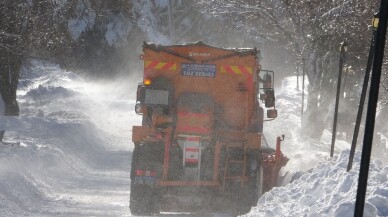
[0, 60, 387, 217]
[0, 60, 138, 216]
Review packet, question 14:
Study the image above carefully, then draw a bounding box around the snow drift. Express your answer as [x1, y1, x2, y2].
[248, 151, 388, 217]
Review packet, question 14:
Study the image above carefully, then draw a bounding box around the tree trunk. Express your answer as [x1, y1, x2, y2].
[302, 53, 326, 139]
[0, 130, 4, 142]
[0, 55, 21, 116]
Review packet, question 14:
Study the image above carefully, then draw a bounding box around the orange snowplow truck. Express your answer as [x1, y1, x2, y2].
[130, 42, 288, 216]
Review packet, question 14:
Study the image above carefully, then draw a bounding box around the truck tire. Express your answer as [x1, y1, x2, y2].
[241, 164, 264, 214]
[130, 143, 160, 216]
[130, 184, 155, 216]
[236, 157, 263, 215]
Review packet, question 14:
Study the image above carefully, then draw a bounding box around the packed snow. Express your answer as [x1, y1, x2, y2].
[0, 60, 137, 217]
[247, 151, 388, 217]
[0, 61, 387, 216]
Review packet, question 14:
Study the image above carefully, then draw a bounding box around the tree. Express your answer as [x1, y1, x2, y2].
[196, 0, 379, 140]
[0, 0, 32, 141]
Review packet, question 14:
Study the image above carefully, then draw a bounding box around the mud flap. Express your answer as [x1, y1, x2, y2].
[130, 143, 163, 215]
[130, 184, 160, 216]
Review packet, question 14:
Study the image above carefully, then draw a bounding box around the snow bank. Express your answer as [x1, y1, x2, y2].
[25, 85, 78, 100]
[248, 76, 388, 216]
[247, 151, 388, 217]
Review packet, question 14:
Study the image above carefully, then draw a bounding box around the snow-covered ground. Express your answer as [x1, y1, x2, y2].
[0, 60, 138, 217]
[247, 77, 388, 217]
[0, 61, 387, 216]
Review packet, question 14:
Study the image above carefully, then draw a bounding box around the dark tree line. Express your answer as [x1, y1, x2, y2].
[0, 0, 219, 120]
[0, 0, 135, 115]
[197, 0, 386, 142]
[0, 0, 31, 116]
[1, 0, 387, 149]
[0, 0, 31, 141]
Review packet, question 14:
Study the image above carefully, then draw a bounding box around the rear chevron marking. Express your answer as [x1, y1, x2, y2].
[145, 61, 177, 70]
[221, 65, 253, 75]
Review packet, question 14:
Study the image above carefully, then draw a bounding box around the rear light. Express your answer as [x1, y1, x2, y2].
[144, 78, 152, 85]
[136, 169, 145, 176]
[135, 169, 157, 177]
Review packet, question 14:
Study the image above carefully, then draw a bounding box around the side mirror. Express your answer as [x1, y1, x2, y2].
[265, 89, 275, 108]
[258, 70, 274, 90]
[267, 109, 277, 119]
[263, 73, 272, 89]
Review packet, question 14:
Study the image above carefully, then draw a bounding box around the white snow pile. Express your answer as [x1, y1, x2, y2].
[247, 76, 388, 217]
[248, 151, 388, 217]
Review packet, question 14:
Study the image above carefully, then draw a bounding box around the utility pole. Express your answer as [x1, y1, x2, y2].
[354, 0, 388, 215]
[330, 41, 347, 157]
[347, 14, 378, 172]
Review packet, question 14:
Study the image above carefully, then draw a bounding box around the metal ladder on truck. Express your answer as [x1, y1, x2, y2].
[222, 141, 248, 190]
